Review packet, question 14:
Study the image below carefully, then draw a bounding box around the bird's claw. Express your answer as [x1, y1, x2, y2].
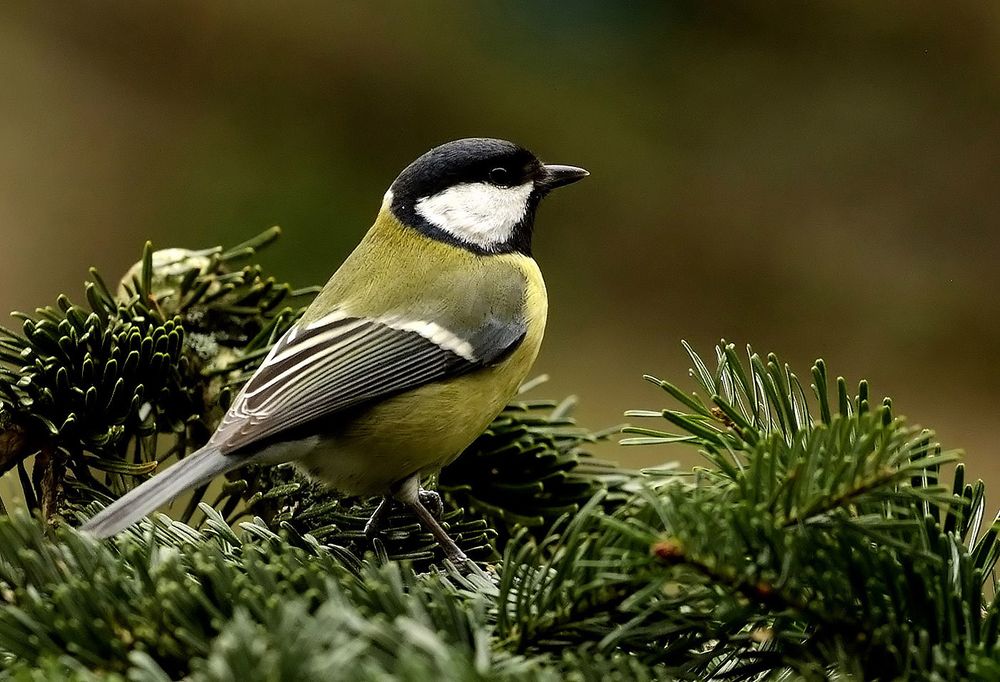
[364, 496, 393, 540]
[418, 488, 444, 519]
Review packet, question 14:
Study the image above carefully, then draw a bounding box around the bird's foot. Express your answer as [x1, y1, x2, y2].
[392, 477, 470, 568]
[418, 488, 444, 519]
[364, 496, 393, 540]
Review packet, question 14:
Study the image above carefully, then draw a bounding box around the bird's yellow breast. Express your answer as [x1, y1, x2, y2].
[295, 208, 548, 495]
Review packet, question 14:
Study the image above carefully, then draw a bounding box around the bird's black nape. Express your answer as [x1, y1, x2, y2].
[388, 138, 548, 256]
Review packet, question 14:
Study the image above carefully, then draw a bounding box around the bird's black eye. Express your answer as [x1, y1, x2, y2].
[488, 167, 510, 185]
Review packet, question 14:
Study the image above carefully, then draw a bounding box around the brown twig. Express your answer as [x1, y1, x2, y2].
[33, 447, 65, 522]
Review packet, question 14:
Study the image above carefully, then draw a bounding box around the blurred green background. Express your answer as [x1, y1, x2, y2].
[2, 3, 999, 492]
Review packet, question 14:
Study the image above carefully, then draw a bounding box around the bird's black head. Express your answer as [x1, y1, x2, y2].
[387, 138, 588, 256]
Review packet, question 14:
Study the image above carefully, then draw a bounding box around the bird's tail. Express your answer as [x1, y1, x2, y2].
[81, 446, 237, 538]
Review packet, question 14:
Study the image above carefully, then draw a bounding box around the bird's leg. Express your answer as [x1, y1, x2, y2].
[392, 475, 468, 565]
[364, 495, 394, 540]
[418, 488, 444, 519]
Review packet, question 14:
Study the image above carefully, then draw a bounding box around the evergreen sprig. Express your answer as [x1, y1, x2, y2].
[0, 228, 316, 518]
[609, 341, 1000, 679]
[0, 507, 500, 680]
[439, 388, 629, 543]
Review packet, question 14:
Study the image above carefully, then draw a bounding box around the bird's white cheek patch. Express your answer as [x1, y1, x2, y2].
[415, 182, 533, 249]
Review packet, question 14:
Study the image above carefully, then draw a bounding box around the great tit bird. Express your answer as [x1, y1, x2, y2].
[82, 138, 588, 564]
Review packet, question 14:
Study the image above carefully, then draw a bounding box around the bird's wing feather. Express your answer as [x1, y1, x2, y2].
[211, 311, 525, 454]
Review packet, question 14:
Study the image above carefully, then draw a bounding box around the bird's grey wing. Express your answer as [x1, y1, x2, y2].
[211, 311, 526, 454]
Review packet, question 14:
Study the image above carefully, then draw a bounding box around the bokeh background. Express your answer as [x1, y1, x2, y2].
[2, 3, 1000, 494]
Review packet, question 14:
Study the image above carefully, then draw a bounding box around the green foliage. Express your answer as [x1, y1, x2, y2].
[0, 507, 503, 680]
[612, 343, 1000, 679]
[0, 228, 316, 517]
[439, 387, 630, 541]
[1, 238, 999, 680]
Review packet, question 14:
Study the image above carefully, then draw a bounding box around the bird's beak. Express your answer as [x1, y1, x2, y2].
[537, 164, 590, 190]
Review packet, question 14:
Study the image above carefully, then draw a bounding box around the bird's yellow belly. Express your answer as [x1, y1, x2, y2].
[297, 312, 545, 496]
